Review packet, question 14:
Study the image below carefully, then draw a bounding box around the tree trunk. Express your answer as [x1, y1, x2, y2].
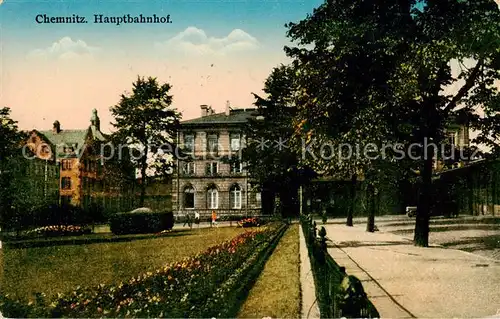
[414, 149, 433, 247]
[261, 183, 275, 215]
[366, 183, 376, 232]
[346, 174, 357, 226]
[139, 150, 148, 207]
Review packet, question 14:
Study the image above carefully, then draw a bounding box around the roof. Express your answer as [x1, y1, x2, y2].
[181, 108, 257, 126]
[39, 129, 88, 148]
[90, 126, 108, 141]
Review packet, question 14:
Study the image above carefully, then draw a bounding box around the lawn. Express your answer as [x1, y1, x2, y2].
[1, 227, 245, 301]
[237, 224, 300, 318]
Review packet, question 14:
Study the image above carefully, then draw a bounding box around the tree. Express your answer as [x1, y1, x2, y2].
[110, 76, 181, 207]
[242, 65, 316, 217]
[284, 0, 500, 246]
[0, 107, 29, 230]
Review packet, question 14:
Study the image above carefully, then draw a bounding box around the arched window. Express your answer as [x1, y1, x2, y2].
[184, 186, 195, 209]
[230, 184, 242, 209]
[207, 186, 218, 209]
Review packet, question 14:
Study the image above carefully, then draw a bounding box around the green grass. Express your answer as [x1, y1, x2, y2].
[1, 227, 245, 301]
[237, 224, 300, 318]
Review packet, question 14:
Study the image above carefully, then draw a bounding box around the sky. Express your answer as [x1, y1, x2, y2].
[1, 0, 499, 135]
[0, 0, 323, 133]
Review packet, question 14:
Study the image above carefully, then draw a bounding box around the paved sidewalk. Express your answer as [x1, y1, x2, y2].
[299, 225, 320, 319]
[322, 223, 500, 318]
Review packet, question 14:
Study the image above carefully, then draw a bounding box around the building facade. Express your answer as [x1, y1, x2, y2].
[434, 122, 471, 171]
[26, 109, 107, 207]
[172, 103, 262, 219]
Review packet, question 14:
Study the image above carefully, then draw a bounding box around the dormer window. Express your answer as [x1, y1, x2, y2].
[41, 144, 50, 154]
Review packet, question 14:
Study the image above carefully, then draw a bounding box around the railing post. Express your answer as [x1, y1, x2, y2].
[319, 227, 327, 251]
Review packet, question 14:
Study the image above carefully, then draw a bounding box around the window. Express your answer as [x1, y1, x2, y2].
[207, 134, 218, 153]
[184, 186, 195, 209]
[256, 192, 261, 202]
[61, 159, 72, 171]
[207, 186, 218, 209]
[183, 162, 195, 175]
[41, 144, 50, 155]
[230, 184, 242, 209]
[184, 134, 195, 154]
[230, 133, 241, 151]
[231, 161, 243, 174]
[61, 177, 72, 190]
[448, 132, 456, 146]
[64, 145, 74, 154]
[205, 162, 218, 176]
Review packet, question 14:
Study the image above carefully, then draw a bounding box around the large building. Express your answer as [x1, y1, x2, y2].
[26, 109, 108, 207]
[434, 121, 471, 171]
[172, 102, 262, 219]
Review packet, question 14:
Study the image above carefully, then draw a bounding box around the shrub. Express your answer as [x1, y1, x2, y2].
[110, 210, 174, 235]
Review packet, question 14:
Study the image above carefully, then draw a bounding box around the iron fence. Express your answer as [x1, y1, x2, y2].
[301, 215, 379, 318]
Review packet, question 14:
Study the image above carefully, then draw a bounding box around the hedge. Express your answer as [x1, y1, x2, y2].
[2, 203, 107, 232]
[110, 210, 174, 235]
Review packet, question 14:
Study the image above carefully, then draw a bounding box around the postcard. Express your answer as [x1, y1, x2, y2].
[1, 0, 500, 318]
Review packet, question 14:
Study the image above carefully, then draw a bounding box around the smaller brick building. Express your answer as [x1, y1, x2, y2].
[26, 109, 107, 207]
[172, 103, 262, 219]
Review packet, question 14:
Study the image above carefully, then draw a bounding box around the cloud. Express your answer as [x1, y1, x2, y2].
[27, 37, 99, 60]
[155, 27, 260, 56]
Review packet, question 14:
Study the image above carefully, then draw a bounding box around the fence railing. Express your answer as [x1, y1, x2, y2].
[300, 215, 380, 318]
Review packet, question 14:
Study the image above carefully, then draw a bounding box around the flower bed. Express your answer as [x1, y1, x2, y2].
[238, 217, 262, 227]
[24, 225, 91, 237]
[0, 223, 287, 318]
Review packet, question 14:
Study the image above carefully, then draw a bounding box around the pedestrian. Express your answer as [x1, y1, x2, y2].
[183, 212, 192, 228]
[211, 210, 218, 228]
[194, 211, 200, 228]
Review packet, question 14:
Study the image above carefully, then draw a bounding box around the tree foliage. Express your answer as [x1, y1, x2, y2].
[110, 76, 181, 206]
[243, 65, 316, 217]
[0, 107, 35, 228]
[282, 0, 500, 246]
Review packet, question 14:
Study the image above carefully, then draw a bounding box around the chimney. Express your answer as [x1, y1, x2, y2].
[200, 104, 208, 117]
[207, 106, 214, 115]
[225, 100, 230, 116]
[53, 120, 61, 134]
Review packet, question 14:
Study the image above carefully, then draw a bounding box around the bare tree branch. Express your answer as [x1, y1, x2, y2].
[444, 58, 484, 113]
